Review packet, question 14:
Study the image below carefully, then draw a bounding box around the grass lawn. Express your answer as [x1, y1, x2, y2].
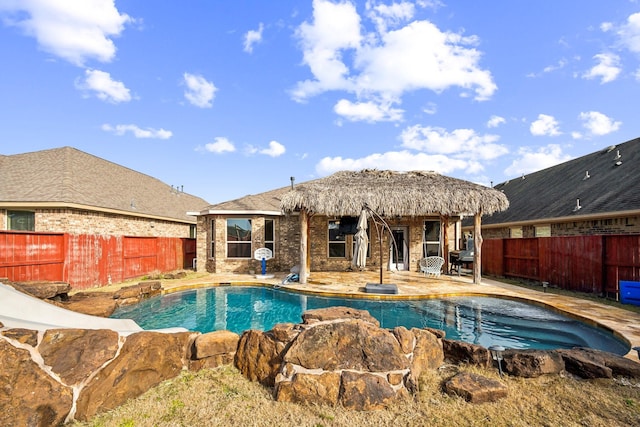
[71, 363, 640, 427]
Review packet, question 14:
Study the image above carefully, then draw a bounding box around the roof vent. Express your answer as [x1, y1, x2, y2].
[583, 170, 590, 180]
[606, 145, 616, 153]
[615, 160, 622, 166]
[573, 198, 582, 212]
[614, 150, 621, 160]
[521, 173, 526, 180]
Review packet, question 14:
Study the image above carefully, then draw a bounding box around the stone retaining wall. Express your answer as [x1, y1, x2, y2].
[2, 293, 640, 425]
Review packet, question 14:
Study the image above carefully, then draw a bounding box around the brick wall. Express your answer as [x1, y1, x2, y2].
[1, 208, 193, 238]
[198, 214, 457, 274]
[480, 214, 640, 239]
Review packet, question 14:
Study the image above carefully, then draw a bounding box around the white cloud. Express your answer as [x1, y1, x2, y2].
[291, 0, 496, 120]
[617, 12, 640, 53]
[0, 0, 131, 66]
[333, 99, 403, 122]
[530, 114, 561, 136]
[316, 150, 470, 176]
[243, 23, 264, 53]
[260, 140, 286, 157]
[582, 53, 621, 83]
[487, 115, 506, 128]
[400, 125, 507, 161]
[102, 124, 172, 139]
[504, 144, 573, 176]
[204, 137, 235, 154]
[183, 73, 217, 108]
[366, 0, 415, 33]
[578, 111, 621, 136]
[75, 69, 131, 103]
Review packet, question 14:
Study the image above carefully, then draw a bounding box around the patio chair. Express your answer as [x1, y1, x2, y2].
[419, 256, 445, 277]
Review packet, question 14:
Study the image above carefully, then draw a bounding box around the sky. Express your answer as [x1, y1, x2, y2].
[1, 0, 640, 205]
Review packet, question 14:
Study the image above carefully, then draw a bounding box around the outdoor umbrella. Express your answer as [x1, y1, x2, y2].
[351, 209, 368, 270]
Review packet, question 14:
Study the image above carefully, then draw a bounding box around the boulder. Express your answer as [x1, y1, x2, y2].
[407, 328, 444, 391]
[38, 329, 120, 385]
[502, 349, 565, 378]
[444, 371, 508, 403]
[75, 331, 194, 421]
[301, 306, 380, 326]
[12, 281, 71, 300]
[235, 329, 285, 387]
[0, 340, 73, 427]
[339, 371, 400, 410]
[275, 372, 341, 406]
[558, 348, 612, 379]
[192, 330, 239, 359]
[1, 328, 39, 347]
[284, 319, 409, 372]
[566, 347, 640, 379]
[62, 292, 118, 317]
[442, 339, 491, 368]
[557, 347, 640, 379]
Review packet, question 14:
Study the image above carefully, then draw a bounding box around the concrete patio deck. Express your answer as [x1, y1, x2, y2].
[146, 269, 640, 359]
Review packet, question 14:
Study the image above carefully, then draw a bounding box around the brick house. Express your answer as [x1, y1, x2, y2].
[194, 170, 509, 283]
[0, 146, 209, 238]
[471, 137, 640, 238]
[1, 147, 212, 287]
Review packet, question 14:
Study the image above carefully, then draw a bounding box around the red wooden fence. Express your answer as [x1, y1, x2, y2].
[482, 235, 640, 297]
[0, 231, 196, 290]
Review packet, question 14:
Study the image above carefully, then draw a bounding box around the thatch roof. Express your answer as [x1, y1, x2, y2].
[280, 170, 509, 217]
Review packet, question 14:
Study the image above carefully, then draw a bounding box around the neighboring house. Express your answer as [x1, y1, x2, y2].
[0, 147, 210, 287]
[193, 170, 509, 283]
[0, 146, 209, 237]
[472, 137, 640, 238]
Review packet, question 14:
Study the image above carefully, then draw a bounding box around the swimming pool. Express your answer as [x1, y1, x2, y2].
[111, 286, 629, 355]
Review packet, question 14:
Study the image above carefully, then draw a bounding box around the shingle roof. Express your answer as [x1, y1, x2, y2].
[483, 137, 640, 225]
[0, 147, 209, 223]
[198, 185, 293, 214]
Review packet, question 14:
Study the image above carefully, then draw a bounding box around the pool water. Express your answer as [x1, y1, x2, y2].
[111, 286, 629, 355]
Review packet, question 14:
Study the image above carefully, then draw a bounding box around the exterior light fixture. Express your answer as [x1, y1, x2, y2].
[633, 346, 640, 360]
[488, 345, 505, 377]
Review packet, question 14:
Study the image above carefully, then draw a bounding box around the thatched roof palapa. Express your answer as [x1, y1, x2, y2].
[280, 170, 509, 217]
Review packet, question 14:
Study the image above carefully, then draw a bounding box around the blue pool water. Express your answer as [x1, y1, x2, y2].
[111, 286, 629, 355]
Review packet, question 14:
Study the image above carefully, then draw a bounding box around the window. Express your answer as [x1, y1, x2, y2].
[423, 220, 441, 257]
[227, 219, 252, 258]
[535, 225, 551, 237]
[189, 224, 197, 239]
[328, 220, 346, 258]
[264, 219, 275, 253]
[510, 227, 523, 238]
[8, 211, 35, 231]
[210, 220, 215, 258]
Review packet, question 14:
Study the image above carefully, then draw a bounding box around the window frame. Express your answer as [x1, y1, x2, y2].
[226, 218, 252, 259]
[422, 220, 441, 257]
[7, 210, 35, 231]
[328, 219, 346, 258]
[264, 218, 275, 254]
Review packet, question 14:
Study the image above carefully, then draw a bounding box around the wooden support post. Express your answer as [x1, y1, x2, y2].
[299, 209, 309, 284]
[473, 213, 483, 284]
[442, 215, 449, 273]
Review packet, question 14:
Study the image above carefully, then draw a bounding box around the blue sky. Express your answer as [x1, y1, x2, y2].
[1, 1, 639, 205]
